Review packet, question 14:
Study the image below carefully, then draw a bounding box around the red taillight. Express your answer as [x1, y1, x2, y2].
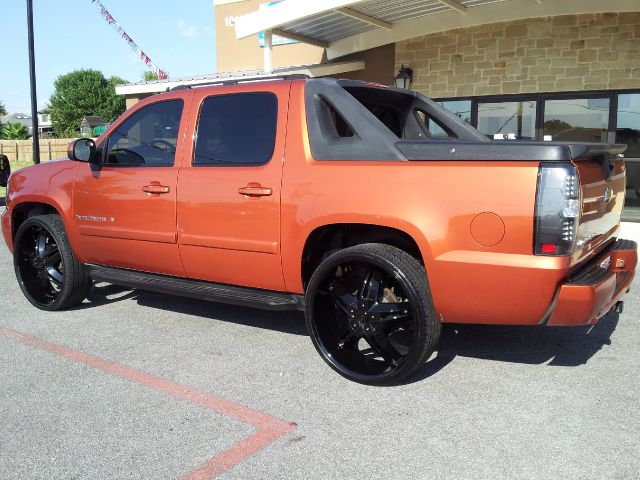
[540, 243, 556, 254]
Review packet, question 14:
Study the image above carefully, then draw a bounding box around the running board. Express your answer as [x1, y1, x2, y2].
[86, 264, 305, 311]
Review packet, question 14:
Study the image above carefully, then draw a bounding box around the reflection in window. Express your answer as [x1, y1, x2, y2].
[194, 93, 277, 166]
[106, 100, 183, 166]
[428, 100, 471, 137]
[417, 110, 456, 138]
[617, 94, 640, 158]
[617, 93, 640, 221]
[544, 97, 609, 143]
[477, 101, 536, 140]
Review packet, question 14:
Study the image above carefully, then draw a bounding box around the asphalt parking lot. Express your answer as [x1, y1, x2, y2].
[1, 226, 639, 479]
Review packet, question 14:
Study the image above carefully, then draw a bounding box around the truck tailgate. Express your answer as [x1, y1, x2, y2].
[571, 145, 627, 267]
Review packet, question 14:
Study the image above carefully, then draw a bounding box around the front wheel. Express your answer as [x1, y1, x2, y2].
[305, 243, 441, 386]
[13, 214, 91, 311]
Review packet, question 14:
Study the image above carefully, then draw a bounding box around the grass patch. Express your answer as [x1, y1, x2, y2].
[10, 160, 35, 170]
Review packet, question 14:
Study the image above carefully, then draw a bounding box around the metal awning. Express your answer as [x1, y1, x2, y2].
[235, 0, 639, 65]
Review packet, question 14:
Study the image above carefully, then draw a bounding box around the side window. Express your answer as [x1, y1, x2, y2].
[415, 109, 457, 139]
[105, 100, 183, 167]
[194, 92, 277, 166]
[325, 100, 354, 138]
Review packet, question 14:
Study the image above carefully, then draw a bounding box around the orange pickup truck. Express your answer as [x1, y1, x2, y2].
[2, 77, 637, 385]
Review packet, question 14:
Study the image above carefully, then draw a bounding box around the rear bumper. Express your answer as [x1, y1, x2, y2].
[547, 239, 637, 326]
[1, 208, 11, 253]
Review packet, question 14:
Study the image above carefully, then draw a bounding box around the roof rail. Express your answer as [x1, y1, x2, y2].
[168, 74, 309, 91]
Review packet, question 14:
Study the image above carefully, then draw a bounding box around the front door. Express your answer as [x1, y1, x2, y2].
[73, 95, 190, 276]
[177, 83, 290, 291]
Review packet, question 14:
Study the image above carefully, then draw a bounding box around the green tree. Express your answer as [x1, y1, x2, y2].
[0, 101, 6, 133]
[142, 71, 159, 81]
[1, 122, 30, 140]
[49, 69, 128, 137]
[105, 76, 128, 124]
[543, 119, 573, 137]
[141, 71, 169, 82]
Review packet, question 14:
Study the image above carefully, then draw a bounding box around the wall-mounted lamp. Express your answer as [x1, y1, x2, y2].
[394, 65, 413, 90]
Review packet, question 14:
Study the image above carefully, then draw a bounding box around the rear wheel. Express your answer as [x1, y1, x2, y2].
[13, 214, 91, 310]
[305, 243, 440, 385]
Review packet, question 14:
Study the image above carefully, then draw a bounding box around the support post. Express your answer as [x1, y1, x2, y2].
[263, 30, 273, 74]
[26, 0, 40, 164]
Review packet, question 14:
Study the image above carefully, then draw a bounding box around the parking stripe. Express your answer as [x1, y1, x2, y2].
[0, 325, 295, 479]
[183, 427, 292, 480]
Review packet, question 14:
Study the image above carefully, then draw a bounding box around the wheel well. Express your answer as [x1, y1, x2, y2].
[11, 202, 59, 238]
[301, 223, 423, 288]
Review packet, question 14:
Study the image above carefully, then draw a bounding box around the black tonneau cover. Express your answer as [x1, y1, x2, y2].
[396, 141, 627, 162]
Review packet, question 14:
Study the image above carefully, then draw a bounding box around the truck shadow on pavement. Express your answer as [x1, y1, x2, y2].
[405, 312, 620, 384]
[83, 283, 620, 383]
[82, 283, 308, 336]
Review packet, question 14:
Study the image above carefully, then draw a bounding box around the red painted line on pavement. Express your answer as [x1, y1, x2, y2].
[0, 325, 295, 479]
[182, 427, 290, 480]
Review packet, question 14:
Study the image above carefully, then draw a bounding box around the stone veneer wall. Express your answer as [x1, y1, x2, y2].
[395, 12, 640, 98]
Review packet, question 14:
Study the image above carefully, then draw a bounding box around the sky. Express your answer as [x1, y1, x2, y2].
[0, 0, 218, 114]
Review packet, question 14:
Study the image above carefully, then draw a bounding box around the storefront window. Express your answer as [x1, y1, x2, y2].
[477, 100, 537, 140]
[617, 93, 640, 221]
[543, 97, 609, 142]
[431, 90, 640, 222]
[428, 100, 471, 137]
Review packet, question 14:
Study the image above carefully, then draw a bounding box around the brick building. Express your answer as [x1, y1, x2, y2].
[394, 13, 639, 98]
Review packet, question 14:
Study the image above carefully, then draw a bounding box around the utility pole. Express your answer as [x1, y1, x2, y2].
[26, 0, 40, 164]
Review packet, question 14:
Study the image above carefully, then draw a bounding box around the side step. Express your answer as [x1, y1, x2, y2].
[86, 264, 305, 311]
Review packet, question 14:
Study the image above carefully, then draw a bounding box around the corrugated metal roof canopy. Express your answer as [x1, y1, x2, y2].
[279, 0, 506, 44]
[234, 0, 639, 60]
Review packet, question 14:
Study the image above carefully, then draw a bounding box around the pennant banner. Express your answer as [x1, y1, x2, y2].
[91, 0, 168, 80]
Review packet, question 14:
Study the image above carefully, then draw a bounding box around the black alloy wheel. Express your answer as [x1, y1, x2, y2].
[305, 243, 441, 386]
[14, 214, 90, 311]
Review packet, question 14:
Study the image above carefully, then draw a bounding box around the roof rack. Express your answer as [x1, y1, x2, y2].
[168, 74, 309, 91]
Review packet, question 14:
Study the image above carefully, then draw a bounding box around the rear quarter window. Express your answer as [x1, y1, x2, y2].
[193, 92, 278, 166]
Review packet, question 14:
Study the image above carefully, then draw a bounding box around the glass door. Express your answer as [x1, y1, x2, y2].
[617, 93, 640, 221]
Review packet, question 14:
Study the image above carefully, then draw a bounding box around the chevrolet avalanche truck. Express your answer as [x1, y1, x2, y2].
[2, 78, 637, 385]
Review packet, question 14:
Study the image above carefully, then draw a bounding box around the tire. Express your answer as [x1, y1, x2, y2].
[305, 243, 441, 386]
[13, 214, 91, 311]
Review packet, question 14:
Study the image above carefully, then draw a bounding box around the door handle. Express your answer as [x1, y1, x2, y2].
[142, 184, 170, 194]
[238, 183, 272, 197]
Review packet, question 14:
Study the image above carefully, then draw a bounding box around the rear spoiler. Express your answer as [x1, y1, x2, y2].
[395, 141, 627, 162]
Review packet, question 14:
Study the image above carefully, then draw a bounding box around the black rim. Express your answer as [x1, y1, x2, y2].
[15, 225, 64, 306]
[311, 260, 417, 380]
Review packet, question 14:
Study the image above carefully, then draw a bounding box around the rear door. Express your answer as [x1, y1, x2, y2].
[177, 82, 290, 291]
[73, 93, 191, 276]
